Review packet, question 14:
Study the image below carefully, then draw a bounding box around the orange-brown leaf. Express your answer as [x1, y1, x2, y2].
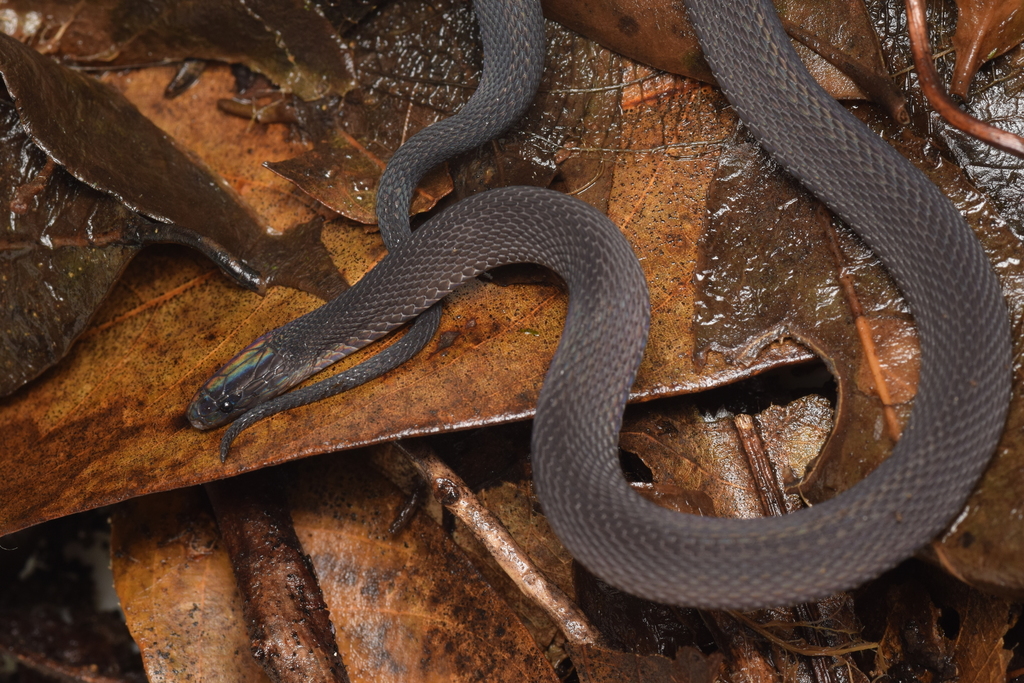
[952, 0, 1024, 98]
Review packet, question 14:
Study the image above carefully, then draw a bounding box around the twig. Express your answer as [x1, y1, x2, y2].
[206, 471, 350, 683]
[905, 0, 1024, 157]
[395, 440, 603, 646]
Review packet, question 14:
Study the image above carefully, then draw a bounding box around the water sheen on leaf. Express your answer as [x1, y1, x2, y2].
[541, 0, 903, 115]
[0, 0, 356, 100]
[0, 85, 143, 395]
[951, 0, 1024, 98]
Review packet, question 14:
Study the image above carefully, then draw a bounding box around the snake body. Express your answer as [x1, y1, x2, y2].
[190, 0, 1012, 608]
[192, 0, 545, 456]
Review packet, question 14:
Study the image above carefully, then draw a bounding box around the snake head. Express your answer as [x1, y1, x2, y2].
[187, 333, 302, 430]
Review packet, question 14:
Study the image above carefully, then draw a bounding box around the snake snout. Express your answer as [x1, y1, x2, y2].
[187, 390, 239, 430]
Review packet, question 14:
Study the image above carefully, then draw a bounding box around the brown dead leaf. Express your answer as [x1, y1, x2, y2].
[113, 456, 560, 683]
[0, 18, 813, 537]
[620, 393, 834, 527]
[541, 0, 904, 116]
[205, 471, 349, 682]
[111, 489, 270, 683]
[0, 606, 144, 683]
[0, 0, 356, 100]
[291, 456, 560, 682]
[265, 133, 454, 226]
[952, 0, 1024, 98]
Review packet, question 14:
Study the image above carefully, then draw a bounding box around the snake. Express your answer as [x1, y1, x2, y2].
[189, 0, 1012, 608]
[195, 0, 546, 456]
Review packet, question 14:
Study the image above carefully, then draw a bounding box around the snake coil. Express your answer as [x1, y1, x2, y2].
[191, 0, 1012, 607]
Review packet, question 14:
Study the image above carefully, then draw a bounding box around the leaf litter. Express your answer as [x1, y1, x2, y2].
[1, 0, 1024, 680]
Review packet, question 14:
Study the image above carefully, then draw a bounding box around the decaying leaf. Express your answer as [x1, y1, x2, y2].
[693, 127, 920, 494]
[951, 0, 1024, 98]
[541, 0, 906, 119]
[0, 0, 356, 99]
[0, 31, 345, 395]
[111, 489, 275, 683]
[112, 456, 560, 683]
[265, 132, 454, 226]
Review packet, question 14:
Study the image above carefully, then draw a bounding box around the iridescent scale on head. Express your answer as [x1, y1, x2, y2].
[187, 332, 357, 429]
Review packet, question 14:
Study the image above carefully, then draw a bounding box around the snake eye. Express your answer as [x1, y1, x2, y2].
[218, 397, 237, 414]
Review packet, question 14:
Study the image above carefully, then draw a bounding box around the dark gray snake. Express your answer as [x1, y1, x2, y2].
[189, 0, 1012, 608]
[198, 0, 546, 455]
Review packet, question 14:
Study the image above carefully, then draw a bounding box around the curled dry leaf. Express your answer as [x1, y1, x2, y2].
[951, 0, 1024, 98]
[0, 0, 356, 99]
[112, 456, 559, 683]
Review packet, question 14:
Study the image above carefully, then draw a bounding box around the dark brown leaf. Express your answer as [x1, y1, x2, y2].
[541, 0, 903, 116]
[693, 127, 919, 496]
[0, 84, 142, 394]
[265, 133, 453, 226]
[0, 0, 356, 100]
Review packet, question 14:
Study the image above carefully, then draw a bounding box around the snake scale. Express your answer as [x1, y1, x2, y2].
[189, 0, 1012, 608]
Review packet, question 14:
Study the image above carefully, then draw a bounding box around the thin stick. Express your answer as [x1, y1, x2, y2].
[396, 441, 602, 646]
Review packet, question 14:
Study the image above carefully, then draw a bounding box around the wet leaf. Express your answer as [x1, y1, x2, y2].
[266, 133, 453, 226]
[0, 33, 345, 395]
[694, 105, 1024, 595]
[0, 14, 812, 537]
[867, 0, 1024, 209]
[112, 456, 560, 683]
[693, 128, 919, 495]
[951, 0, 1024, 98]
[0, 0, 356, 100]
[0, 90, 142, 395]
[541, 0, 905, 117]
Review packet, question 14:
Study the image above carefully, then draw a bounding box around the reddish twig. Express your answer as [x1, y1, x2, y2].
[206, 472, 350, 683]
[905, 0, 1024, 157]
